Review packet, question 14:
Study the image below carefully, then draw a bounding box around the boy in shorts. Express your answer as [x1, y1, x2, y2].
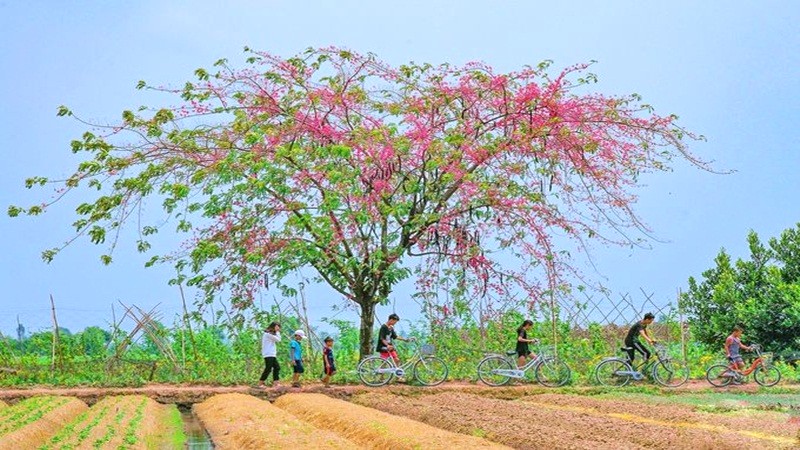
[290, 330, 305, 388]
[376, 313, 414, 364]
[725, 325, 752, 377]
[322, 336, 336, 387]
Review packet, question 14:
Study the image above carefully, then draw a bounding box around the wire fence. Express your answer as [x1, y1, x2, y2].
[0, 289, 689, 385]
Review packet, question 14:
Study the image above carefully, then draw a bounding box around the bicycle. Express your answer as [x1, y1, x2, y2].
[476, 341, 571, 387]
[705, 344, 781, 387]
[594, 342, 689, 388]
[357, 342, 449, 387]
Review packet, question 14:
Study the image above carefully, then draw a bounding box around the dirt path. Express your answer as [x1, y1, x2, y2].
[0, 380, 797, 404]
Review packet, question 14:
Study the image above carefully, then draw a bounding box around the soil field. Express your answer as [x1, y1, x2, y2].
[194, 393, 357, 449]
[0, 396, 88, 450]
[524, 393, 797, 443]
[353, 391, 800, 449]
[275, 392, 509, 449]
[0, 383, 797, 449]
[39, 395, 184, 449]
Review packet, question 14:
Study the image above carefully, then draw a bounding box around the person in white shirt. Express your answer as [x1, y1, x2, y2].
[258, 322, 281, 388]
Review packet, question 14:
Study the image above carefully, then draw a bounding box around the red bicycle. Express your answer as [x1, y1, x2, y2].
[705, 344, 781, 387]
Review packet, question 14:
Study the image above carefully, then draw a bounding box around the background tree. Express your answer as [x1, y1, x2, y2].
[10, 48, 707, 357]
[76, 326, 112, 358]
[681, 225, 800, 351]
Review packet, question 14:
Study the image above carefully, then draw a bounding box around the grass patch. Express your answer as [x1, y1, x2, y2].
[149, 405, 186, 450]
[472, 428, 487, 438]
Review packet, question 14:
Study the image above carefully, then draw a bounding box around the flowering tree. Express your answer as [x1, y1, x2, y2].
[10, 47, 707, 357]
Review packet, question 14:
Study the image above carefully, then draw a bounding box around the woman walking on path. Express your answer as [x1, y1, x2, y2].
[258, 322, 281, 388]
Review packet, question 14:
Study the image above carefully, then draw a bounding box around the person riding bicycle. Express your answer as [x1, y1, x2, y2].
[516, 319, 538, 368]
[376, 313, 414, 365]
[725, 325, 753, 377]
[623, 312, 657, 365]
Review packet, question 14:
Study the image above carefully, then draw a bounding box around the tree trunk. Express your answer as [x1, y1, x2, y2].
[358, 301, 377, 360]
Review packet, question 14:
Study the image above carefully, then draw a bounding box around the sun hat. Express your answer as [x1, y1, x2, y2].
[294, 330, 306, 338]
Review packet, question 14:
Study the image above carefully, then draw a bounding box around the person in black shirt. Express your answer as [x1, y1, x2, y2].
[624, 312, 657, 364]
[376, 313, 413, 364]
[516, 319, 538, 368]
[321, 336, 336, 387]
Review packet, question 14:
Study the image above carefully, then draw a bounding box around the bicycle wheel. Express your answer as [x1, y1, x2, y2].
[534, 357, 571, 387]
[705, 364, 734, 387]
[477, 355, 513, 386]
[594, 359, 632, 387]
[652, 359, 690, 388]
[357, 356, 394, 387]
[753, 366, 781, 387]
[413, 356, 449, 386]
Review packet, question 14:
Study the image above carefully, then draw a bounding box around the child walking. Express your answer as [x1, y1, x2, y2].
[516, 319, 538, 368]
[290, 330, 306, 388]
[321, 336, 336, 387]
[258, 322, 281, 389]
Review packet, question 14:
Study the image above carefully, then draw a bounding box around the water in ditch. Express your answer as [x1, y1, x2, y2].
[179, 406, 214, 449]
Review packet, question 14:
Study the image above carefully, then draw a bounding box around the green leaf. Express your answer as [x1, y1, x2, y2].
[88, 225, 106, 244]
[195, 68, 209, 81]
[144, 255, 160, 268]
[24, 176, 49, 188]
[142, 226, 159, 236]
[41, 248, 58, 263]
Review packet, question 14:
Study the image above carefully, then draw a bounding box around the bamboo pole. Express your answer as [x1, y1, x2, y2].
[49, 294, 60, 374]
[550, 290, 558, 359]
[678, 289, 687, 361]
[178, 282, 199, 362]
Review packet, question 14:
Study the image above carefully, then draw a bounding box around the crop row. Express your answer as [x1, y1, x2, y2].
[0, 396, 72, 437]
[0, 397, 87, 449]
[39, 399, 111, 450]
[194, 393, 353, 449]
[351, 392, 795, 450]
[194, 393, 507, 449]
[39, 395, 184, 450]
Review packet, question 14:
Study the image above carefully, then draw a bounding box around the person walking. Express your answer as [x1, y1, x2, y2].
[258, 322, 281, 388]
[321, 336, 336, 387]
[290, 330, 306, 388]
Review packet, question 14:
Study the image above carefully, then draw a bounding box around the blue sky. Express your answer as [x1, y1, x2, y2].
[1, 1, 798, 334]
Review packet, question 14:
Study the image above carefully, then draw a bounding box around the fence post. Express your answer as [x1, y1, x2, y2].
[678, 289, 687, 361]
[550, 290, 558, 358]
[49, 294, 61, 375]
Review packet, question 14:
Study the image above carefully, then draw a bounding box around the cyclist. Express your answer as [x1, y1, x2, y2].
[516, 319, 538, 368]
[725, 325, 752, 380]
[376, 313, 414, 365]
[623, 312, 657, 365]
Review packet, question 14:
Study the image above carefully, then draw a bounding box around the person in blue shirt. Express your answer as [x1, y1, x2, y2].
[290, 330, 305, 388]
